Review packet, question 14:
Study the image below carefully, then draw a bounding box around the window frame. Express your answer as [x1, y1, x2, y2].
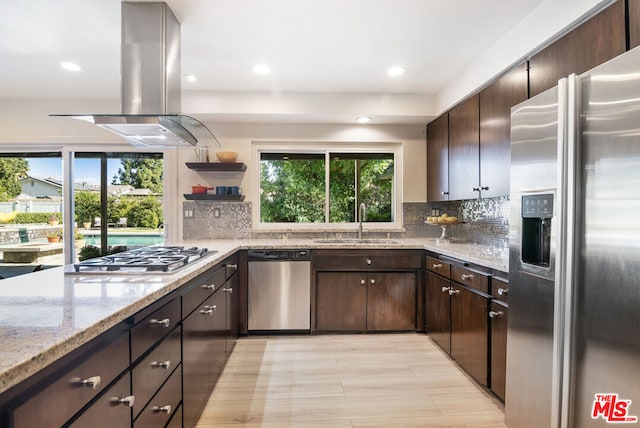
[253, 141, 403, 230]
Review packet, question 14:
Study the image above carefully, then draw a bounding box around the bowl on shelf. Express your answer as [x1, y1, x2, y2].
[215, 151, 238, 163]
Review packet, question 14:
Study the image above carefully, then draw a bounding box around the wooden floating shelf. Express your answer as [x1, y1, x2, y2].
[184, 194, 245, 201]
[185, 162, 246, 171]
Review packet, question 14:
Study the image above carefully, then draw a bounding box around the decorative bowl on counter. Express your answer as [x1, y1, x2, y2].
[215, 151, 238, 163]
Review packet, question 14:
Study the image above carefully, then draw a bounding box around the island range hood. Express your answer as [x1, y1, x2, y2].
[52, 2, 218, 148]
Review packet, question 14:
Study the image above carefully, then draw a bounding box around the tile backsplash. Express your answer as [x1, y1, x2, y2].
[183, 197, 510, 246]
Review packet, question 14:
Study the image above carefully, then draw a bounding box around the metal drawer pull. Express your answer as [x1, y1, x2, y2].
[151, 360, 171, 370]
[481, 186, 490, 191]
[441, 191, 449, 195]
[472, 187, 481, 192]
[199, 305, 217, 315]
[111, 395, 135, 407]
[461, 274, 473, 281]
[72, 376, 101, 390]
[441, 286, 450, 293]
[432, 263, 443, 268]
[223, 287, 233, 293]
[498, 288, 508, 296]
[449, 289, 460, 295]
[360, 279, 366, 285]
[152, 405, 172, 414]
[489, 310, 504, 318]
[365, 258, 372, 265]
[201, 284, 216, 290]
[149, 318, 170, 327]
[370, 278, 376, 285]
[227, 264, 238, 269]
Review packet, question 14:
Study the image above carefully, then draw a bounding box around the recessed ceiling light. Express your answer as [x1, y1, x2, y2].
[185, 74, 197, 82]
[357, 116, 372, 124]
[60, 61, 81, 72]
[387, 66, 405, 77]
[253, 64, 271, 75]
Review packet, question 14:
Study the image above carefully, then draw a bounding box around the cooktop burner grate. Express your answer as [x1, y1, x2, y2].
[72, 246, 212, 273]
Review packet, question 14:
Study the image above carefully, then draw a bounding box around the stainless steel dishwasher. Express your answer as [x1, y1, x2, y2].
[248, 249, 311, 333]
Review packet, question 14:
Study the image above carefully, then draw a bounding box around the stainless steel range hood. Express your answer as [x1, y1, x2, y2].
[52, 2, 218, 148]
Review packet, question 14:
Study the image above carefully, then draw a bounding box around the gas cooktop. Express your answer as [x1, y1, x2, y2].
[69, 246, 216, 275]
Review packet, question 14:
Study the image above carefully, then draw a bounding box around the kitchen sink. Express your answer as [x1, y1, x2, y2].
[313, 238, 400, 244]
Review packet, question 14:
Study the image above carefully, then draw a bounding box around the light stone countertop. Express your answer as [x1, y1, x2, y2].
[0, 238, 507, 395]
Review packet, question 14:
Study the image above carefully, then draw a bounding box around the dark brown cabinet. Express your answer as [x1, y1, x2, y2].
[425, 271, 451, 353]
[133, 367, 182, 428]
[450, 284, 489, 387]
[448, 94, 480, 200]
[182, 257, 239, 428]
[490, 300, 508, 401]
[10, 331, 129, 428]
[313, 250, 421, 333]
[316, 272, 367, 331]
[425, 255, 491, 387]
[529, 0, 625, 97]
[182, 286, 226, 428]
[426, 113, 449, 201]
[316, 271, 415, 332]
[68, 373, 132, 428]
[479, 62, 528, 198]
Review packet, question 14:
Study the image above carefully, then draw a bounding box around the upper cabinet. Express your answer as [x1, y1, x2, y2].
[479, 61, 528, 198]
[529, 0, 626, 97]
[426, 114, 449, 201]
[630, 0, 640, 49]
[448, 94, 480, 201]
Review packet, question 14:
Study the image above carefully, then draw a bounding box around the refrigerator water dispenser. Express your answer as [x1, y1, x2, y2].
[521, 194, 553, 267]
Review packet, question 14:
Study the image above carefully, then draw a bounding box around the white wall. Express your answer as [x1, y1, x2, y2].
[175, 122, 426, 233]
[436, 0, 609, 113]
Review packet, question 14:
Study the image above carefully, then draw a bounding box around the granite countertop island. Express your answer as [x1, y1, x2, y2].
[0, 238, 507, 395]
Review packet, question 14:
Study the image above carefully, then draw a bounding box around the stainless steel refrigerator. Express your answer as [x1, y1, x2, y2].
[507, 46, 640, 427]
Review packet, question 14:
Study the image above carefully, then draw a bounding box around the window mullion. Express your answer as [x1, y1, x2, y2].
[325, 151, 330, 223]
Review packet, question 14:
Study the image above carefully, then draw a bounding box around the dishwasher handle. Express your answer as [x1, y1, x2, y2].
[248, 250, 311, 261]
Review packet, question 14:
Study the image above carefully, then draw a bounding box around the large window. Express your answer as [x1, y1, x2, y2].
[259, 145, 398, 226]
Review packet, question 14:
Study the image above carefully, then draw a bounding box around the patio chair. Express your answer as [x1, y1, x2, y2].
[94, 217, 101, 228]
[117, 217, 127, 228]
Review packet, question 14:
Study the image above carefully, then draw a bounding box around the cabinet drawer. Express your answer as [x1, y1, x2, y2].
[132, 327, 181, 418]
[182, 266, 226, 317]
[134, 365, 182, 428]
[66, 372, 132, 428]
[12, 332, 129, 428]
[491, 276, 509, 303]
[426, 256, 450, 278]
[131, 298, 180, 362]
[313, 250, 422, 270]
[450, 266, 490, 293]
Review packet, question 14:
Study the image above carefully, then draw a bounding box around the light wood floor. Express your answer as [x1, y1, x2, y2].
[197, 334, 507, 428]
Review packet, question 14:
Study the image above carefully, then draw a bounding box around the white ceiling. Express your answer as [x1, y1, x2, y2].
[0, 0, 603, 130]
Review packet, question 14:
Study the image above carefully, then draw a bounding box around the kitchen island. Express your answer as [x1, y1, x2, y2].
[0, 238, 507, 427]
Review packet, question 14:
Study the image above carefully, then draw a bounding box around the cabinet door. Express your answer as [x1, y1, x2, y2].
[316, 272, 367, 332]
[67, 373, 132, 428]
[366, 272, 416, 331]
[479, 62, 528, 198]
[450, 285, 489, 387]
[425, 272, 451, 354]
[448, 94, 480, 200]
[224, 273, 239, 356]
[426, 113, 449, 201]
[182, 290, 226, 428]
[529, 0, 625, 97]
[490, 301, 508, 401]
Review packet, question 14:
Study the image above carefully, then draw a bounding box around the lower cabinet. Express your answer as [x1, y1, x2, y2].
[316, 271, 416, 332]
[450, 284, 489, 387]
[490, 300, 508, 401]
[68, 373, 132, 428]
[425, 271, 451, 353]
[133, 367, 182, 428]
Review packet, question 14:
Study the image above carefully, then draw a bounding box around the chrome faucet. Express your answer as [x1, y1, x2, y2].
[358, 203, 366, 239]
